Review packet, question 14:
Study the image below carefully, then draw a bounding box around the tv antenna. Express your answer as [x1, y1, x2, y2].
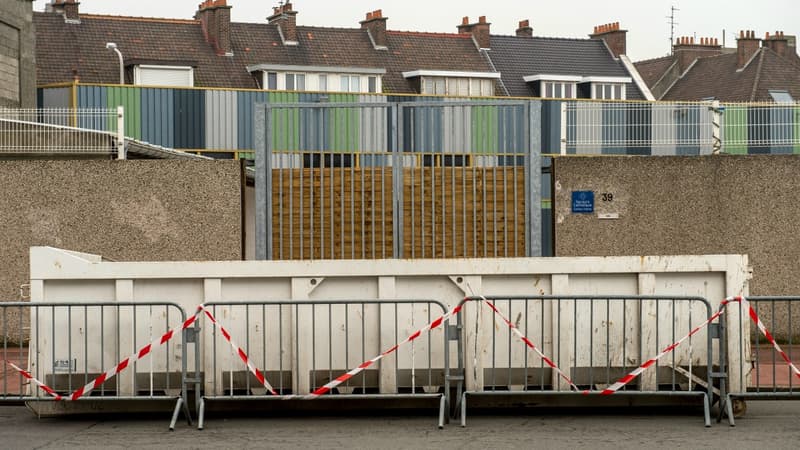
[667, 5, 679, 54]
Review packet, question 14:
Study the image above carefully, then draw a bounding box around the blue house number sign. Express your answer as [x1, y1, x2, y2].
[571, 191, 594, 214]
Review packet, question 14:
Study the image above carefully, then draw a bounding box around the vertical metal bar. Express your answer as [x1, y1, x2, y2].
[68, 306, 73, 393]
[2, 307, 6, 397]
[255, 104, 271, 260]
[312, 305, 317, 389]
[392, 104, 403, 259]
[328, 304, 333, 389]
[540, 299, 545, 388]
[671, 298, 676, 389]
[262, 304, 267, 393]
[507, 299, 512, 389]
[84, 306, 88, 390]
[361, 302, 366, 391]
[589, 299, 593, 387]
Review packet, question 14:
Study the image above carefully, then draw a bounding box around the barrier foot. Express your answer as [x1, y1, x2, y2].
[703, 394, 711, 427]
[725, 394, 736, 427]
[198, 398, 206, 430]
[169, 397, 183, 431]
[438, 395, 445, 429]
[460, 392, 467, 427]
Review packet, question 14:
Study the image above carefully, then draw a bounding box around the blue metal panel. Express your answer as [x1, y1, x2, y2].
[173, 89, 205, 150]
[602, 103, 627, 155]
[237, 90, 267, 151]
[140, 88, 174, 148]
[76, 85, 108, 131]
[541, 100, 562, 155]
[627, 103, 651, 155]
[77, 85, 107, 109]
[676, 105, 701, 155]
[769, 106, 794, 154]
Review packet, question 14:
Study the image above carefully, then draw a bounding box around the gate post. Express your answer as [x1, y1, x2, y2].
[527, 100, 543, 257]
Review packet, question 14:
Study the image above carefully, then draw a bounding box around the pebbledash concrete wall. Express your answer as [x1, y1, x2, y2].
[0, 160, 244, 306]
[0, 0, 36, 108]
[553, 155, 800, 335]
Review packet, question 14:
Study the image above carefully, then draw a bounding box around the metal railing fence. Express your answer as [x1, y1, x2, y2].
[564, 101, 717, 155]
[564, 100, 800, 155]
[723, 296, 800, 426]
[1, 302, 192, 429]
[458, 296, 716, 426]
[198, 299, 454, 429]
[0, 108, 123, 155]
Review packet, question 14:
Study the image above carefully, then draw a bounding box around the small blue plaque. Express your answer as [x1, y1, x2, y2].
[571, 191, 594, 214]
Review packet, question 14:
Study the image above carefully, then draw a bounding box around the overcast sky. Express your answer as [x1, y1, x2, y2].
[37, 0, 799, 61]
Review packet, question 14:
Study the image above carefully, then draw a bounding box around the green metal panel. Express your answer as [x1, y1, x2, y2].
[471, 103, 498, 154]
[722, 104, 747, 155]
[106, 86, 141, 140]
[328, 94, 360, 152]
[267, 91, 299, 151]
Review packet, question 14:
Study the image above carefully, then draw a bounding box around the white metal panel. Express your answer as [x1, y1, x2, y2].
[30, 247, 750, 393]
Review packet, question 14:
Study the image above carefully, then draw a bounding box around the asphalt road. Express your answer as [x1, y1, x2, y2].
[0, 402, 798, 449]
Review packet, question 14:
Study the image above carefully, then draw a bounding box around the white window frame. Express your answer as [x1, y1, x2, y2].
[420, 76, 495, 97]
[591, 82, 625, 100]
[541, 81, 577, 99]
[133, 65, 194, 87]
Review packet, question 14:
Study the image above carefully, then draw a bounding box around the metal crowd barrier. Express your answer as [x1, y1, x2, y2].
[0, 302, 192, 429]
[723, 296, 800, 426]
[458, 296, 716, 426]
[197, 300, 454, 429]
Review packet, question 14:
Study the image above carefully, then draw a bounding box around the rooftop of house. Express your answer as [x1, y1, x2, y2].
[635, 32, 800, 102]
[488, 34, 645, 99]
[33, 5, 494, 93]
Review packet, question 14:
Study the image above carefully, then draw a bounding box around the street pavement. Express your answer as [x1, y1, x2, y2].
[0, 402, 798, 449]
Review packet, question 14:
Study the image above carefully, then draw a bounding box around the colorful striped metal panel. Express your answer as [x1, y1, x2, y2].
[37, 85, 800, 157]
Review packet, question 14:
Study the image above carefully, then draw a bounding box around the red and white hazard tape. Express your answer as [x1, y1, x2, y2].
[593, 296, 800, 395]
[594, 302, 728, 395]
[481, 297, 579, 391]
[200, 306, 277, 396]
[3, 308, 200, 401]
[68, 308, 202, 401]
[4, 360, 62, 400]
[303, 303, 465, 399]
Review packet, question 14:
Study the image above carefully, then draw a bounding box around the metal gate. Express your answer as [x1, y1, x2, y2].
[254, 101, 542, 260]
[722, 296, 800, 425]
[1, 301, 193, 429]
[196, 299, 455, 429]
[457, 296, 718, 426]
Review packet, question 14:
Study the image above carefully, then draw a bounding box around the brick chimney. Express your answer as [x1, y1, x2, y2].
[672, 36, 723, 74]
[361, 9, 388, 49]
[195, 0, 233, 56]
[268, 2, 298, 45]
[737, 30, 760, 69]
[763, 31, 789, 58]
[516, 20, 533, 37]
[590, 22, 627, 58]
[457, 16, 491, 49]
[49, 0, 80, 23]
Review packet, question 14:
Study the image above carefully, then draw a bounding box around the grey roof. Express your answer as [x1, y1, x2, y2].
[488, 35, 644, 99]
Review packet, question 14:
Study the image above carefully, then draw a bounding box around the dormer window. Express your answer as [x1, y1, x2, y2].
[523, 75, 581, 99]
[524, 75, 631, 100]
[133, 65, 194, 87]
[247, 64, 385, 93]
[402, 70, 500, 97]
